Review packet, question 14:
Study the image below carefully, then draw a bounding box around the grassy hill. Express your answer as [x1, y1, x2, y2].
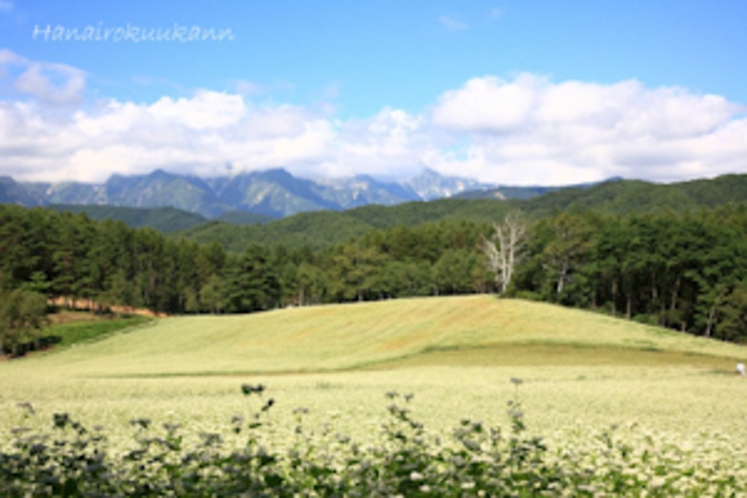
[10, 296, 744, 378]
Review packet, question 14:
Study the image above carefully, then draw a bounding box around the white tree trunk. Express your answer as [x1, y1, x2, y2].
[482, 211, 528, 295]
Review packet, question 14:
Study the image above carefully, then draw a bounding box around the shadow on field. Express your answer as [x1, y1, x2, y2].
[362, 344, 736, 371]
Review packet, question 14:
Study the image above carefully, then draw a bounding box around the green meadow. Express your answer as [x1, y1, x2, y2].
[2, 295, 746, 441]
[12, 295, 747, 375]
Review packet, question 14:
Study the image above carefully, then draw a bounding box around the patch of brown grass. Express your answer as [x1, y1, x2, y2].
[46, 310, 103, 325]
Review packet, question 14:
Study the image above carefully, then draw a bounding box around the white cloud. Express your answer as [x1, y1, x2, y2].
[0, 1, 12, 13]
[429, 74, 747, 184]
[14, 64, 86, 104]
[432, 75, 537, 131]
[315, 107, 426, 179]
[0, 49, 24, 65]
[0, 55, 746, 187]
[438, 15, 467, 32]
[0, 49, 86, 104]
[148, 91, 246, 130]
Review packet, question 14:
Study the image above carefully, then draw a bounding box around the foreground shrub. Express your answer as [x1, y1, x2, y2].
[1, 383, 744, 497]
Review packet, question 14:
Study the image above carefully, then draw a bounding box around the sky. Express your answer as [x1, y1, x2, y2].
[0, 0, 746, 186]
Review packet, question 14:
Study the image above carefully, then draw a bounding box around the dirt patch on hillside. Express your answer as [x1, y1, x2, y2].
[48, 296, 169, 318]
[46, 310, 103, 325]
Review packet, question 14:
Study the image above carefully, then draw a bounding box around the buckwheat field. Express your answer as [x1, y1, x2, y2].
[2, 296, 746, 495]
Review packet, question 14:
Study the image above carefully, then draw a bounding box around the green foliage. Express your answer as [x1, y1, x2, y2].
[0, 205, 238, 316]
[199, 274, 227, 314]
[2, 385, 744, 496]
[49, 204, 208, 233]
[510, 208, 747, 341]
[213, 210, 276, 225]
[222, 245, 281, 313]
[0, 303, 149, 358]
[171, 199, 511, 251]
[174, 211, 376, 252]
[0, 289, 48, 356]
[714, 282, 747, 342]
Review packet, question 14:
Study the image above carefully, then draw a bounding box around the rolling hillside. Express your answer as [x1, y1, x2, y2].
[213, 210, 277, 225]
[49, 204, 209, 233]
[174, 209, 378, 250]
[172, 173, 747, 251]
[11, 296, 744, 378]
[521, 173, 747, 217]
[172, 198, 515, 250]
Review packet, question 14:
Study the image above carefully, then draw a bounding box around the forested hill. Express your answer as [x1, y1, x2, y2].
[46, 204, 276, 233]
[8, 173, 746, 250]
[48, 205, 209, 233]
[174, 173, 747, 251]
[522, 174, 747, 218]
[172, 199, 517, 251]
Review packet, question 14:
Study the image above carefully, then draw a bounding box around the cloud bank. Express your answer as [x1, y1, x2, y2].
[0, 50, 745, 185]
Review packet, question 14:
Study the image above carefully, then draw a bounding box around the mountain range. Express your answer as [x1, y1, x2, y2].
[4, 170, 747, 252]
[0, 167, 589, 219]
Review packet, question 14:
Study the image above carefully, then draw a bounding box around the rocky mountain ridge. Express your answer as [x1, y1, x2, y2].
[0, 167, 604, 218]
[1, 168, 495, 218]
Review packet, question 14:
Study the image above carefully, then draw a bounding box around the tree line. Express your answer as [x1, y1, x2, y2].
[2, 202, 747, 354]
[508, 206, 747, 342]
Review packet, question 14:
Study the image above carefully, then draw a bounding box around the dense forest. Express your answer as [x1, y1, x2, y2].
[47, 204, 276, 233]
[4, 199, 747, 355]
[48, 204, 209, 233]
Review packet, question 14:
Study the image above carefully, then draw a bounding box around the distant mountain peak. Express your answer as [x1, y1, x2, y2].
[255, 167, 292, 178]
[405, 167, 493, 201]
[5, 167, 497, 219]
[420, 167, 441, 177]
[148, 168, 179, 180]
[352, 174, 376, 182]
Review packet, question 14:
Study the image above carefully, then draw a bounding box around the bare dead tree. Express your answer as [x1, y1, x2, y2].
[481, 210, 529, 295]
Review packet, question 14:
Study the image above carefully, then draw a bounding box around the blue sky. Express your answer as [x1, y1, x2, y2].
[0, 0, 746, 185]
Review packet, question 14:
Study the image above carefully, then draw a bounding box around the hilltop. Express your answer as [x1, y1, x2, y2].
[9, 296, 743, 378]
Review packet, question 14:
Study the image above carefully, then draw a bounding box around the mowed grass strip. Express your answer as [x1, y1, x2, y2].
[4, 295, 745, 377]
[39, 314, 153, 349]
